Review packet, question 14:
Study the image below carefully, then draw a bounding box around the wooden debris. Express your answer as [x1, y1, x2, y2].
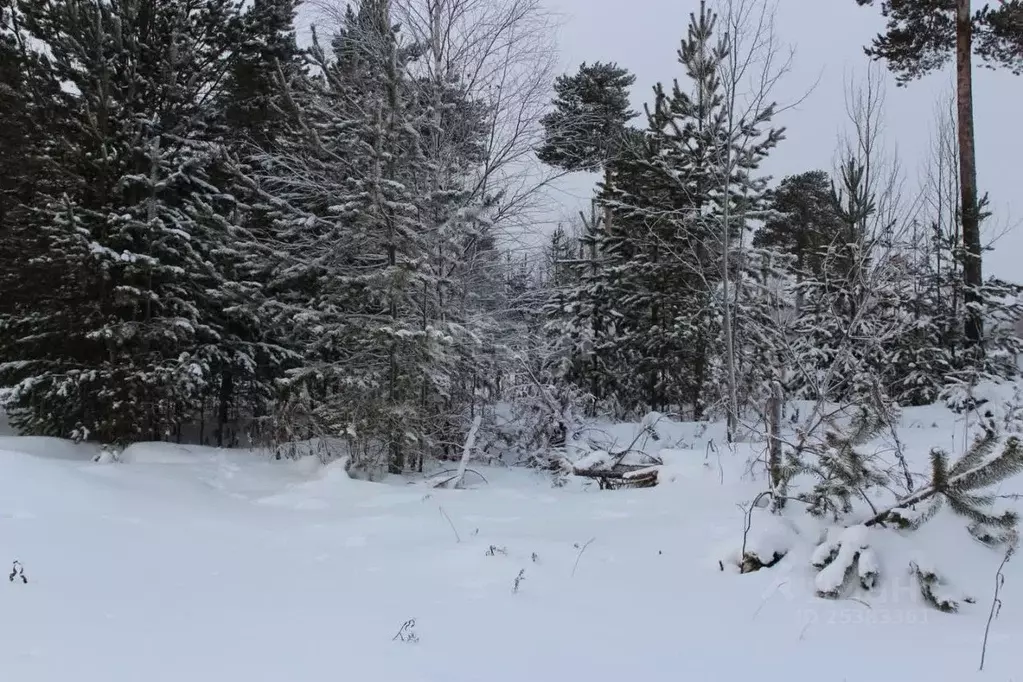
[573, 462, 659, 490]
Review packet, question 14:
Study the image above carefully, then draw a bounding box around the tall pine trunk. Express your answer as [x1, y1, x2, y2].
[956, 0, 983, 349]
[217, 370, 233, 448]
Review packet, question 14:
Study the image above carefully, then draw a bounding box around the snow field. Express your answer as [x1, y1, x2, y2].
[0, 405, 1021, 681]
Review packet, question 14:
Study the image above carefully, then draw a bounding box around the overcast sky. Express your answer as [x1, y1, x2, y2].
[540, 0, 1023, 280]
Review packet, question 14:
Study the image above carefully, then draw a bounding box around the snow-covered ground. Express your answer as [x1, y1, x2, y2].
[1, 403, 1021, 681]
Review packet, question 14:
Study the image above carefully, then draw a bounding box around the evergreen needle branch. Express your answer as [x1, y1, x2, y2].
[865, 436, 1023, 528]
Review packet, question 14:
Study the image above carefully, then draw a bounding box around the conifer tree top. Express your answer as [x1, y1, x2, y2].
[854, 0, 1023, 82]
[537, 61, 638, 173]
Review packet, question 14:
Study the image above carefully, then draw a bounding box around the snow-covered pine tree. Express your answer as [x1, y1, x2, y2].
[885, 217, 956, 407]
[539, 216, 604, 411]
[537, 61, 637, 174]
[599, 136, 702, 416]
[2, 0, 259, 443]
[535, 61, 638, 413]
[784, 406, 891, 521]
[755, 170, 846, 315]
[595, 0, 783, 420]
[788, 155, 906, 405]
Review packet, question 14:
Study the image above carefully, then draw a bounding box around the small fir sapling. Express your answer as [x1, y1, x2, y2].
[806, 427, 1023, 610]
[785, 407, 891, 522]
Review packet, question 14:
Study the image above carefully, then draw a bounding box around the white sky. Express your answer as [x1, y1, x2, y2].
[540, 0, 1023, 281]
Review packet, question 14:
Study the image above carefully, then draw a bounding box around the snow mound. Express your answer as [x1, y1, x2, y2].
[717, 508, 798, 573]
[0, 435, 100, 461]
[813, 525, 872, 597]
[572, 449, 612, 471]
[119, 442, 212, 464]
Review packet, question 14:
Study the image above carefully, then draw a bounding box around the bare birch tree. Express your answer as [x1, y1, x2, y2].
[711, 0, 797, 440]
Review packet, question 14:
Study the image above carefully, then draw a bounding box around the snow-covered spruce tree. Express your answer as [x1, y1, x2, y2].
[254, 1, 494, 475]
[789, 158, 906, 404]
[0, 0, 67, 356]
[885, 218, 956, 407]
[538, 213, 611, 415]
[538, 224, 583, 380]
[1, 0, 262, 444]
[253, 7, 424, 473]
[751, 170, 850, 406]
[597, 137, 703, 416]
[196, 0, 308, 446]
[156, 0, 309, 447]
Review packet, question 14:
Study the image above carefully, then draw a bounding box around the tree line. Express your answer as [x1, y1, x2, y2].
[0, 0, 560, 476]
[2, 0, 1022, 473]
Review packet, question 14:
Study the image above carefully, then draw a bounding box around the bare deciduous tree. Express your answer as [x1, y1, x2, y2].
[713, 0, 796, 441]
[310, 0, 560, 244]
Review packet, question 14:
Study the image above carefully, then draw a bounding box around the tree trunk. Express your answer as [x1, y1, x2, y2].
[451, 414, 483, 489]
[721, 197, 738, 443]
[603, 167, 613, 235]
[956, 0, 983, 349]
[768, 380, 783, 491]
[217, 370, 233, 448]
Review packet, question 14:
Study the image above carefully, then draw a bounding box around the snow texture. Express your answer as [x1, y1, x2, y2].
[1, 401, 1022, 680]
[858, 546, 881, 590]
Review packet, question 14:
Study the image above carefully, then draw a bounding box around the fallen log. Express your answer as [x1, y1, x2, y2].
[573, 462, 659, 490]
